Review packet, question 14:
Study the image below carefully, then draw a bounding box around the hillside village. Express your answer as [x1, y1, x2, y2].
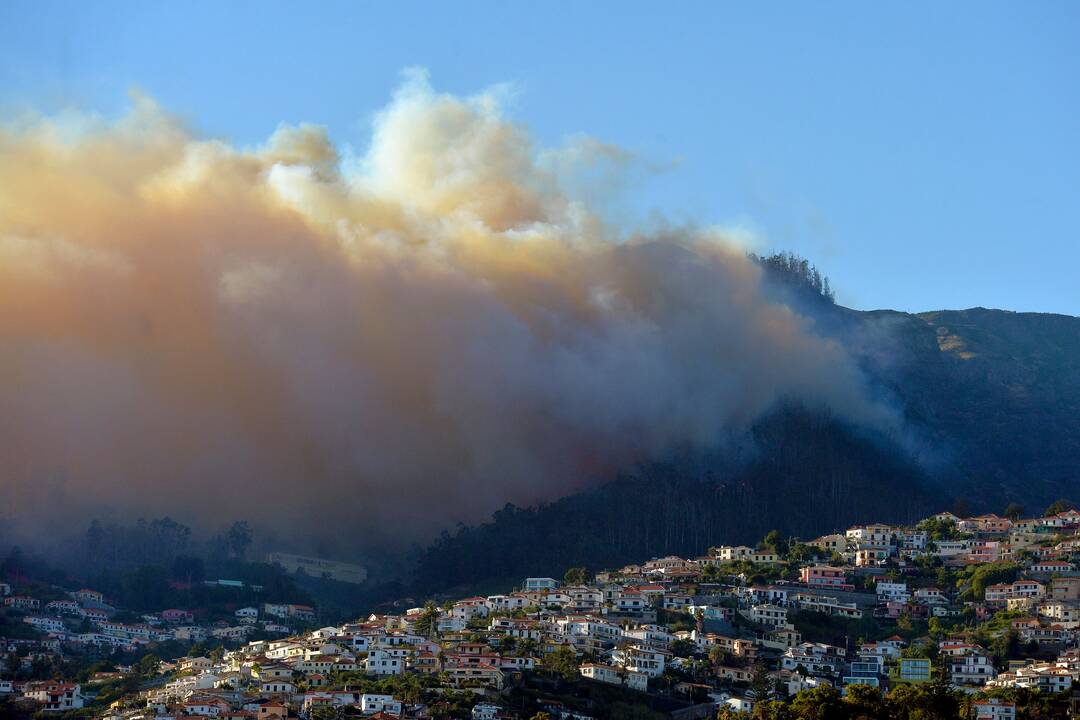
[6, 507, 1080, 718]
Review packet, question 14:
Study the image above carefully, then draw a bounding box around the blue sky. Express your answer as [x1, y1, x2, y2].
[2, 1, 1077, 314]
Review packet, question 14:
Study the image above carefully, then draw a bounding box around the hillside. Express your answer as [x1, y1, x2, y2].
[853, 307, 1080, 508]
[413, 406, 944, 595]
[411, 301, 1080, 594]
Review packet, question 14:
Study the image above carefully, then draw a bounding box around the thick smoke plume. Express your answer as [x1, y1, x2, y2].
[0, 72, 891, 553]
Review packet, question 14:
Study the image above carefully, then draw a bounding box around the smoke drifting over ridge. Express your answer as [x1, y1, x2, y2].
[0, 72, 892, 551]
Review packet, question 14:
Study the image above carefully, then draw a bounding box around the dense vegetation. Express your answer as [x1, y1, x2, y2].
[755, 251, 1080, 515]
[860, 307, 1080, 510]
[81, 517, 254, 574]
[725, 683, 1070, 720]
[413, 406, 942, 594]
[750, 251, 836, 304]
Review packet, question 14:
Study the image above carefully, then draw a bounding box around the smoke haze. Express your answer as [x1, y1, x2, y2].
[0, 71, 892, 553]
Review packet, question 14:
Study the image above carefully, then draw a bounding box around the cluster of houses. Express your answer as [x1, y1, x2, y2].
[1, 578, 310, 655]
[0, 680, 86, 712]
[7, 508, 1080, 718]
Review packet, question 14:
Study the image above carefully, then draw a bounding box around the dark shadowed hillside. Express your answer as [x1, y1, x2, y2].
[413, 407, 944, 594]
[854, 307, 1080, 508]
[412, 260, 1080, 594]
[755, 257, 1080, 513]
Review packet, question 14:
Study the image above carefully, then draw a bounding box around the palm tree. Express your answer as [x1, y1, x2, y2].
[415, 602, 440, 640]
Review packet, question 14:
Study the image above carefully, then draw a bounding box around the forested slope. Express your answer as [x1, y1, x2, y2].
[413, 407, 943, 594]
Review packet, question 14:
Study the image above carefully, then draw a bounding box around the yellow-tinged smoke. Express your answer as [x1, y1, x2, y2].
[0, 72, 891, 549]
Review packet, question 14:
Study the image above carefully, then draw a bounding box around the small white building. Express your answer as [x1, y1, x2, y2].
[749, 603, 789, 628]
[524, 578, 559, 592]
[260, 679, 296, 695]
[971, 698, 1016, 720]
[723, 695, 755, 713]
[472, 703, 504, 720]
[361, 694, 403, 714]
[235, 606, 259, 621]
[579, 663, 648, 692]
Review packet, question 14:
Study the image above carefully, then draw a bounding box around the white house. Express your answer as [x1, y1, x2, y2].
[365, 649, 403, 675]
[260, 679, 296, 695]
[612, 591, 648, 613]
[1031, 560, 1075, 574]
[1038, 600, 1080, 627]
[875, 581, 909, 603]
[1012, 664, 1073, 693]
[846, 524, 896, 546]
[565, 586, 604, 611]
[723, 695, 755, 713]
[22, 682, 84, 712]
[45, 600, 80, 615]
[901, 531, 929, 553]
[179, 656, 213, 673]
[714, 546, 754, 562]
[263, 602, 291, 618]
[472, 703, 504, 720]
[74, 589, 104, 604]
[934, 540, 970, 558]
[749, 604, 790, 628]
[579, 663, 648, 692]
[971, 698, 1016, 720]
[781, 646, 842, 675]
[235, 606, 259, 621]
[24, 616, 66, 634]
[612, 645, 668, 677]
[623, 624, 673, 649]
[914, 588, 947, 605]
[452, 597, 491, 621]
[949, 653, 996, 686]
[361, 694, 403, 714]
